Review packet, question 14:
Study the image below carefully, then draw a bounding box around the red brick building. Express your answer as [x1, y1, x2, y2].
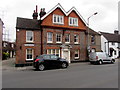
[16, 3, 88, 66]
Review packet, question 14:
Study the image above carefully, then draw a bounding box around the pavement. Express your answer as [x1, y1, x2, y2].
[1, 57, 119, 71]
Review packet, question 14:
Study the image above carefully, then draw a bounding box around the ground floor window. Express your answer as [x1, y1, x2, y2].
[47, 49, 60, 57]
[26, 48, 33, 61]
[75, 50, 79, 59]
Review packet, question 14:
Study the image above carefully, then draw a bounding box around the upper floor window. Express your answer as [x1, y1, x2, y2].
[26, 31, 33, 42]
[56, 34, 62, 43]
[74, 34, 79, 44]
[65, 34, 70, 43]
[69, 17, 78, 26]
[47, 32, 53, 43]
[53, 14, 64, 24]
[91, 35, 95, 45]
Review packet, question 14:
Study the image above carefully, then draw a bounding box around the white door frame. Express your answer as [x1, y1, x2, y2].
[61, 49, 71, 63]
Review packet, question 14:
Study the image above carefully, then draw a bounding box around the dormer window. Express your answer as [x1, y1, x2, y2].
[69, 17, 78, 26]
[53, 14, 64, 24]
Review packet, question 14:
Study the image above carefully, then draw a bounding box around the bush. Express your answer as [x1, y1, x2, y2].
[2, 52, 9, 60]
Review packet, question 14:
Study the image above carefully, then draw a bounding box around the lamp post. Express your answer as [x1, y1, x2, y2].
[87, 12, 98, 52]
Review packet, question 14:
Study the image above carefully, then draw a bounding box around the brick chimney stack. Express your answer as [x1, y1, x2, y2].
[32, 5, 38, 19]
[114, 30, 119, 34]
[39, 8, 46, 19]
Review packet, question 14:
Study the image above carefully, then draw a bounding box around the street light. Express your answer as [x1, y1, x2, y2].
[87, 12, 98, 52]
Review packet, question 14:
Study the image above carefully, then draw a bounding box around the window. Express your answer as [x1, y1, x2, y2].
[91, 35, 95, 44]
[75, 50, 79, 59]
[69, 17, 78, 26]
[56, 34, 62, 43]
[47, 32, 53, 43]
[65, 34, 70, 43]
[53, 14, 64, 24]
[74, 35, 79, 44]
[26, 31, 33, 42]
[112, 42, 115, 45]
[11, 44, 14, 48]
[47, 49, 60, 57]
[51, 55, 58, 60]
[26, 48, 33, 60]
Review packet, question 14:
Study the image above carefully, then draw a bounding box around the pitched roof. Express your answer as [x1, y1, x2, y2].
[41, 3, 87, 26]
[16, 17, 40, 30]
[100, 32, 120, 42]
[86, 28, 100, 35]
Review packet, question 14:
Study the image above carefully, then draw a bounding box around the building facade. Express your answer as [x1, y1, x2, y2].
[86, 28, 101, 52]
[2, 41, 16, 59]
[16, 4, 88, 66]
[100, 31, 120, 58]
[0, 19, 4, 60]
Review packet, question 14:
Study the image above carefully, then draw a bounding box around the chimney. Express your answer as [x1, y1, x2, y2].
[114, 30, 119, 34]
[39, 8, 46, 19]
[32, 5, 38, 19]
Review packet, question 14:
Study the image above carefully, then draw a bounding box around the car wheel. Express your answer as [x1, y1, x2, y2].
[111, 59, 115, 64]
[61, 63, 67, 68]
[39, 64, 45, 71]
[99, 60, 102, 65]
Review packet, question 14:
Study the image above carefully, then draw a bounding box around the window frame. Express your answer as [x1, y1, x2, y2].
[53, 14, 64, 25]
[56, 33, 62, 43]
[69, 17, 78, 26]
[74, 34, 79, 44]
[47, 32, 53, 43]
[65, 34, 70, 43]
[75, 50, 79, 59]
[26, 48, 34, 61]
[47, 49, 60, 57]
[26, 31, 34, 42]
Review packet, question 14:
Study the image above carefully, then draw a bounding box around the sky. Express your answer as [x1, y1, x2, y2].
[0, 0, 119, 42]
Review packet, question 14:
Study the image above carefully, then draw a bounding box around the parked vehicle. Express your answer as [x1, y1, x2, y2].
[33, 54, 69, 71]
[89, 52, 115, 65]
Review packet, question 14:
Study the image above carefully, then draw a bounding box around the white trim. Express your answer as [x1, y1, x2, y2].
[47, 32, 53, 43]
[69, 17, 78, 26]
[56, 33, 62, 43]
[26, 31, 34, 42]
[65, 34, 70, 43]
[75, 50, 79, 59]
[53, 14, 64, 25]
[41, 3, 87, 26]
[26, 48, 34, 61]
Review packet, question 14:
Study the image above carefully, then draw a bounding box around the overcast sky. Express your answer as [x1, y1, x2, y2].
[0, 0, 119, 42]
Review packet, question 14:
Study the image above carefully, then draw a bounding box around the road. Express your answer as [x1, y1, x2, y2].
[2, 61, 118, 88]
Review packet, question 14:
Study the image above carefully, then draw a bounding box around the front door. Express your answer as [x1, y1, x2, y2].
[62, 49, 70, 63]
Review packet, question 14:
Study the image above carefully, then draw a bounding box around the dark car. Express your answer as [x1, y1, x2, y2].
[33, 54, 69, 71]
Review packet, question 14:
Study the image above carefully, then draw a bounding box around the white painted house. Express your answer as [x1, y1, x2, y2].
[100, 31, 120, 59]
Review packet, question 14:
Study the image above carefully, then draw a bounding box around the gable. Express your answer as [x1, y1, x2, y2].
[41, 3, 87, 30]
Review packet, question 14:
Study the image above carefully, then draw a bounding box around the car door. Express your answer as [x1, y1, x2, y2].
[43, 55, 51, 67]
[50, 55, 59, 67]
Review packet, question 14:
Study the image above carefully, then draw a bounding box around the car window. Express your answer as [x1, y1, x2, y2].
[50, 55, 58, 60]
[43, 55, 50, 60]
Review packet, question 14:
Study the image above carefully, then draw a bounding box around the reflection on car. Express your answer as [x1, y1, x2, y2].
[33, 54, 69, 71]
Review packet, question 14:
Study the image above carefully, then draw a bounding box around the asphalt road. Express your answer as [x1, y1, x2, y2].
[2, 61, 118, 88]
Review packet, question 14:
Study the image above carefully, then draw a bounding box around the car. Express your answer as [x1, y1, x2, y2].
[89, 52, 115, 65]
[33, 54, 69, 71]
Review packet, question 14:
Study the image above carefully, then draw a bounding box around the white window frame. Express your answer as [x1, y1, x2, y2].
[26, 48, 34, 61]
[56, 33, 62, 43]
[26, 31, 34, 42]
[47, 32, 53, 43]
[69, 17, 78, 26]
[47, 49, 60, 57]
[65, 34, 70, 43]
[74, 34, 79, 44]
[75, 50, 79, 59]
[53, 14, 64, 25]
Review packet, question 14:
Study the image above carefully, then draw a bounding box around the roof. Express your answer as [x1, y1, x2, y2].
[41, 3, 87, 26]
[86, 28, 100, 35]
[100, 32, 120, 42]
[16, 17, 40, 30]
